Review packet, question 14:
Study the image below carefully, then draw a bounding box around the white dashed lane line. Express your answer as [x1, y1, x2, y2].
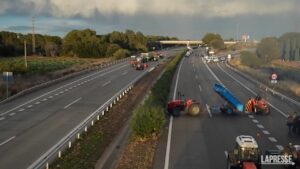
[60, 91, 64, 94]
[35, 102, 40, 105]
[0, 136, 16, 146]
[48, 96, 53, 99]
[27, 105, 33, 108]
[0, 117, 5, 121]
[262, 130, 270, 135]
[102, 81, 111, 87]
[268, 137, 278, 143]
[19, 109, 25, 112]
[55, 93, 59, 96]
[248, 115, 254, 118]
[9, 113, 16, 116]
[42, 98, 47, 101]
[257, 124, 264, 129]
[198, 85, 202, 92]
[252, 119, 259, 123]
[206, 104, 212, 117]
[276, 145, 284, 150]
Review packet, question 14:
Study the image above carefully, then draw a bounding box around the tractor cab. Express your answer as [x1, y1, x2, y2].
[227, 135, 261, 169]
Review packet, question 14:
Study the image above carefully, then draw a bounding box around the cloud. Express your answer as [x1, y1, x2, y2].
[0, 0, 296, 18]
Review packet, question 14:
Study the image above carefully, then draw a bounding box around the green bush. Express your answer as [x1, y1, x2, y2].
[113, 49, 130, 60]
[240, 51, 265, 68]
[130, 51, 184, 138]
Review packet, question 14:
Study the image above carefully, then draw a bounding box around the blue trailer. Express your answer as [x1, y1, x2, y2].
[213, 83, 244, 114]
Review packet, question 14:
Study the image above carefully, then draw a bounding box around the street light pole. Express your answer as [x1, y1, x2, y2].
[24, 40, 27, 68]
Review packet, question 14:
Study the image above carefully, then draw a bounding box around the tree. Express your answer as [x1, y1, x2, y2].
[113, 49, 130, 59]
[202, 33, 224, 50]
[256, 37, 280, 62]
[106, 44, 121, 57]
[279, 32, 300, 61]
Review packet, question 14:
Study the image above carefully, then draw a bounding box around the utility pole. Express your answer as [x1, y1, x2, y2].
[32, 16, 36, 55]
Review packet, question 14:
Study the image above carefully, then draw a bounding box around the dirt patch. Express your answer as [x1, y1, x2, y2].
[50, 58, 171, 169]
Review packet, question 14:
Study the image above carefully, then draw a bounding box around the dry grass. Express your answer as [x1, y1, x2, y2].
[271, 59, 300, 70]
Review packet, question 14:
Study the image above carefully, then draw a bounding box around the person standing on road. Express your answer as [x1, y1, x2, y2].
[287, 112, 297, 137]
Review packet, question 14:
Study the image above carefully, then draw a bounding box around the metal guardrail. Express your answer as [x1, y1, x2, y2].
[27, 62, 153, 169]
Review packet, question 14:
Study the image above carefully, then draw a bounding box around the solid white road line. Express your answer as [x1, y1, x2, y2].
[268, 137, 277, 143]
[206, 104, 212, 117]
[102, 81, 111, 87]
[0, 63, 128, 117]
[164, 58, 184, 169]
[0, 136, 16, 146]
[248, 115, 254, 118]
[203, 61, 223, 85]
[64, 97, 82, 109]
[195, 75, 198, 79]
[217, 64, 288, 118]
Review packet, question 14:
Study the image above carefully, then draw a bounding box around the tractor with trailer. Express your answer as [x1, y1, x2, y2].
[213, 83, 270, 115]
[227, 135, 262, 169]
[166, 92, 201, 117]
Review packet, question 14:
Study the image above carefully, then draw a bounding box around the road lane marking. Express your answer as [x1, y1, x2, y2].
[27, 105, 33, 108]
[224, 151, 228, 157]
[164, 57, 184, 169]
[18, 108, 25, 112]
[64, 97, 82, 109]
[0, 117, 5, 121]
[252, 119, 259, 123]
[55, 93, 59, 96]
[276, 145, 284, 150]
[262, 130, 270, 135]
[64, 89, 68, 91]
[203, 61, 223, 85]
[217, 64, 288, 118]
[268, 137, 277, 142]
[0, 63, 128, 116]
[60, 91, 64, 94]
[248, 115, 254, 118]
[102, 81, 111, 87]
[9, 113, 16, 116]
[195, 75, 198, 79]
[198, 85, 202, 92]
[42, 98, 47, 101]
[257, 124, 264, 129]
[35, 102, 40, 105]
[206, 104, 212, 117]
[48, 96, 53, 99]
[0, 136, 16, 146]
[122, 71, 128, 75]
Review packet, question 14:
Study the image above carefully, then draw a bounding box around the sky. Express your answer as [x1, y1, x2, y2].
[0, 0, 299, 40]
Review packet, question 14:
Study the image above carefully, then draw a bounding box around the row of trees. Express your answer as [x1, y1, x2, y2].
[0, 29, 177, 58]
[256, 32, 300, 62]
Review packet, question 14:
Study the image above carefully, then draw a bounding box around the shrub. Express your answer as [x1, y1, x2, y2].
[240, 51, 265, 68]
[113, 49, 130, 60]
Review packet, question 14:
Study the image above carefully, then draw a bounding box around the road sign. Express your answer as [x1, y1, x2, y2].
[271, 73, 277, 80]
[271, 80, 277, 84]
[3, 72, 13, 82]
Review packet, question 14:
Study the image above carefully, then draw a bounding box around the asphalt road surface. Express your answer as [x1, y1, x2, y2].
[154, 48, 300, 169]
[0, 48, 180, 169]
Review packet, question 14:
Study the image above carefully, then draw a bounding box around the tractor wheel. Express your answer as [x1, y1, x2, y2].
[172, 106, 181, 117]
[187, 102, 201, 116]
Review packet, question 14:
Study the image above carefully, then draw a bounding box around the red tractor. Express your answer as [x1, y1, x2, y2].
[245, 95, 270, 115]
[167, 98, 201, 117]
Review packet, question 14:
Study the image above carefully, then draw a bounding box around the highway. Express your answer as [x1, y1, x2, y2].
[153, 48, 300, 169]
[0, 49, 179, 169]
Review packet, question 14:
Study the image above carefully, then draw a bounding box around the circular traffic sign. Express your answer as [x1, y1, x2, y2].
[271, 73, 277, 80]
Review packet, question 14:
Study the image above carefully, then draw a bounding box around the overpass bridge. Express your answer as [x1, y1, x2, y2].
[159, 40, 237, 45]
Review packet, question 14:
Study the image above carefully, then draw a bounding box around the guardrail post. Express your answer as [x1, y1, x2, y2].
[102, 110, 105, 116]
[69, 141, 72, 148]
[110, 103, 113, 108]
[58, 151, 62, 158]
[117, 97, 119, 101]
[114, 100, 116, 104]
[85, 126, 88, 132]
[97, 115, 100, 120]
[106, 107, 109, 111]
[46, 162, 49, 169]
[91, 120, 94, 126]
[77, 133, 80, 139]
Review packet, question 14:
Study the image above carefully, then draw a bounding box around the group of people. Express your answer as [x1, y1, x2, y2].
[287, 111, 300, 137]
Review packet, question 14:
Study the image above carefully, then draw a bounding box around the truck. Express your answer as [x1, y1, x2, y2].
[227, 135, 262, 169]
